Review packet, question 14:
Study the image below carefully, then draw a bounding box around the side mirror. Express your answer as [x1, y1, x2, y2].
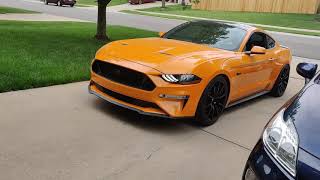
[245, 46, 266, 55]
[159, 32, 165, 37]
[297, 63, 318, 84]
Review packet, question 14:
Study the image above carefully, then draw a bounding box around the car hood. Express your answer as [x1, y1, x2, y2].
[95, 38, 236, 74]
[285, 83, 320, 158]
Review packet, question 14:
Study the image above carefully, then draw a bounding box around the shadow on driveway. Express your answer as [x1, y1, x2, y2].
[90, 98, 196, 135]
[89, 92, 274, 132]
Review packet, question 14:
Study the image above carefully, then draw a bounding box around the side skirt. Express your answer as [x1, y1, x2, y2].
[226, 91, 270, 108]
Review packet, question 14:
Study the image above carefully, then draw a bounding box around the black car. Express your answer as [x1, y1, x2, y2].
[243, 62, 320, 179]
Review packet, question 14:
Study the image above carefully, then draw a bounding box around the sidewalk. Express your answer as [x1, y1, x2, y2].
[128, 10, 320, 34]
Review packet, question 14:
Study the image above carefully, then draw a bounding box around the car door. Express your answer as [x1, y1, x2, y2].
[231, 32, 274, 101]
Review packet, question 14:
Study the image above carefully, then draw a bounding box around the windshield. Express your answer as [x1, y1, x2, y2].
[163, 21, 247, 51]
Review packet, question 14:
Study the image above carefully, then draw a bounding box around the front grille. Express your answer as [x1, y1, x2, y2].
[92, 60, 156, 91]
[94, 82, 159, 109]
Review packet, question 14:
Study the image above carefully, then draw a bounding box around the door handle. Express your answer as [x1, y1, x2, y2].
[269, 58, 277, 61]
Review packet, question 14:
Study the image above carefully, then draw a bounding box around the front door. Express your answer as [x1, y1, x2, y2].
[230, 32, 274, 101]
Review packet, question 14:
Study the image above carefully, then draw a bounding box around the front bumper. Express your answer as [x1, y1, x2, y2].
[89, 81, 171, 118]
[89, 61, 204, 118]
[243, 139, 294, 180]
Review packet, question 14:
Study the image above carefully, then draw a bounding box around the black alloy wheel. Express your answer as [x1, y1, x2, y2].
[195, 76, 229, 126]
[270, 65, 290, 97]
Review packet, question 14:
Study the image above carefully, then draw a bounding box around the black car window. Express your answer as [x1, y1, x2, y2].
[245, 32, 267, 51]
[266, 35, 276, 49]
[163, 21, 247, 51]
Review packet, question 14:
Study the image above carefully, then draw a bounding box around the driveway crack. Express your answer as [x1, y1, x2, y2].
[199, 128, 252, 151]
[145, 147, 161, 160]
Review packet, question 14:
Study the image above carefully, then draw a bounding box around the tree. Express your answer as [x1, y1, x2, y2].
[181, 0, 185, 6]
[161, 0, 165, 8]
[95, 0, 112, 41]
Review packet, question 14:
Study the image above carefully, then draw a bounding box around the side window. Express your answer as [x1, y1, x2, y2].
[245, 32, 267, 51]
[266, 35, 275, 49]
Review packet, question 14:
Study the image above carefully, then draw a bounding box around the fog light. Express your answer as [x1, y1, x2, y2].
[159, 94, 189, 100]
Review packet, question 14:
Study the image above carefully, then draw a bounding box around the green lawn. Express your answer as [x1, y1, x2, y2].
[0, 21, 156, 92]
[77, 0, 128, 6]
[125, 5, 320, 31]
[0, 6, 37, 14]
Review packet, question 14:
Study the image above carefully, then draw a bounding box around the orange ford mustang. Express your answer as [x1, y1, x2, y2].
[89, 21, 292, 126]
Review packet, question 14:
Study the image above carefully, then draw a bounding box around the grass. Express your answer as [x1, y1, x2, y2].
[75, 4, 92, 7]
[124, 10, 320, 36]
[77, 0, 128, 6]
[0, 6, 38, 14]
[0, 21, 157, 93]
[124, 5, 320, 32]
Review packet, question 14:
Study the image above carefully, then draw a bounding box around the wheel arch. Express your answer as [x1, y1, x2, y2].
[194, 73, 231, 126]
[268, 63, 290, 91]
[197, 72, 232, 107]
[212, 73, 231, 102]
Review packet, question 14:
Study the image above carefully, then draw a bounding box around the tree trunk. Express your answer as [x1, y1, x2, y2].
[95, 2, 109, 41]
[181, 0, 185, 6]
[161, 0, 165, 8]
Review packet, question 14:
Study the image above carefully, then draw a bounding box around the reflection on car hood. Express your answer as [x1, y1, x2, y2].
[285, 83, 320, 159]
[95, 38, 236, 74]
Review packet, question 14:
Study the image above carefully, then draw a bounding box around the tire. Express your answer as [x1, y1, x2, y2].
[70, 4, 74, 7]
[270, 64, 290, 97]
[44, 0, 48, 4]
[195, 76, 229, 126]
[58, 1, 63, 6]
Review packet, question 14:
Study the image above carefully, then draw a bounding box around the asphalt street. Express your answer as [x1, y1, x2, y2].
[1, 0, 320, 60]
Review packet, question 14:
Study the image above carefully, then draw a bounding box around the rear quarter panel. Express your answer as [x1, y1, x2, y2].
[266, 45, 292, 91]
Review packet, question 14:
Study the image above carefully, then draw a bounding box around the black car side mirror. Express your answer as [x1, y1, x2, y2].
[297, 63, 318, 84]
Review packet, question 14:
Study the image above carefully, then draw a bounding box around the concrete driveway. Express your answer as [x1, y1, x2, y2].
[0, 57, 318, 180]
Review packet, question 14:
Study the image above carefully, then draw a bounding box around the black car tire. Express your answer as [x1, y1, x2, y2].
[70, 4, 74, 7]
[270, 64, 290, 97]
[195, 75, 229, 126]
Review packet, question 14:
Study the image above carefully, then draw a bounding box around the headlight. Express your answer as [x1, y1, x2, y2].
[263, 109, 299, 177]
[161, 74, 201, 84]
